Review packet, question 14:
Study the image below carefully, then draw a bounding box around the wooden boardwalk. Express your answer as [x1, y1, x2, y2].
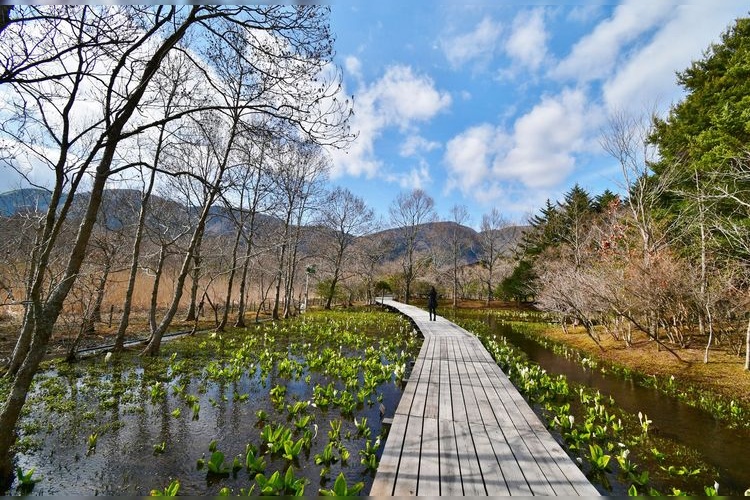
[371, 298, 599, 496]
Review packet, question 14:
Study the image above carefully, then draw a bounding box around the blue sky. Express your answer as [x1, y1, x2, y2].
[1, 3, 747, 231]
[325, 1, 750, 228]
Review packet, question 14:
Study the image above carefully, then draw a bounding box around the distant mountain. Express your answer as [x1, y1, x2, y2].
[0, 188, 55, 216]
[0, 188, 528, 263]
[361, 221, 528, 265]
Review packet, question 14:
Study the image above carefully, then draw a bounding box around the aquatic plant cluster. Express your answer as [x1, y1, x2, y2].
[6, 309, 420, 495]
[456, 317, 727, 496]
[501, 318, 750, 430]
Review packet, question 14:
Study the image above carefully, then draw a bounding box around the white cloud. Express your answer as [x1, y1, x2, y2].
[551, 0, 675, 82]
[400, 134, 440, 157]
[444, 88, 595, 205]
[444, 124, 503, 195]
[602, 3, 746, 112]
[566, 5, 604, 24]
[344, 55, 362, 80]
[385, 159, 432, 190]
[442, 16, 502, 69]
[371, 66, 452, 129]
[0, 145, 57, 192]
[505, 9, 548, 71]
[495, 88, 591, 188]
[329, 65, 451, 179]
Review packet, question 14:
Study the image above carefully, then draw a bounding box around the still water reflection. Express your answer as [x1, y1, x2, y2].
[466, 313, 750, 495]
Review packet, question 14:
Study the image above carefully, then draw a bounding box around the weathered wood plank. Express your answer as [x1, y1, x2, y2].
[438, 338, 453, 421]
[438, 418, 463, 495]
[418, 417, 441, 495]
[392, 415, 422, 495]
[371, 298, 600, 497]
[454, 419, 486, 495]
[369, 414, 407, 496]
[424, 338, 440, 420]
[448, 338, 468, 423]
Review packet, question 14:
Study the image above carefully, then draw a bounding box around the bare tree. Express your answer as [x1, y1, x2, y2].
[141, 193, 193, 337]
[447, 205, 471, 308]
[388, 189, 436, 304]
[600, 110, 675, 348]
[268, 138, 329, 319]
[350, 221, 387, 305]
[315, 187, 375, 309]
[113, 53, 196, 351]
[0, 5, 352, 483]
[232, 124, 275, 327]
[711, 153, 750, 370]
[479, 207, 509, 306]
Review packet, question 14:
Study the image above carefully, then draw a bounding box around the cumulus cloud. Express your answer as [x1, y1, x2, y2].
[602, 2, 745, 112]
[371, 66, 452, 129]
[329, 64, 451, 180]
[551, 0, 675, 82]
[444, 88, 595, 202]
[444, 124, 503, 195]
[385, 159, 432, 190]
[495, 88, 591, 188]
[344, 55, 362, 80]
[442, 16, 502, 69]
[400, 134, 440, 157]
[505, 9, 548, 71]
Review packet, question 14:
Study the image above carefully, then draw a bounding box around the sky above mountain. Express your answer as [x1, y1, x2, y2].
[1, 3, 747, 230]
[325, 0, 749, 227]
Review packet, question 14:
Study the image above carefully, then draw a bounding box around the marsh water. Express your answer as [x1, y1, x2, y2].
[7, 311, 419, 496]
[9, 308, 750, 495]
[463, 313, 750, 495]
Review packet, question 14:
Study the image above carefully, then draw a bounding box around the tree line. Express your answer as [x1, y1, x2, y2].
[509, 18, 750, 372]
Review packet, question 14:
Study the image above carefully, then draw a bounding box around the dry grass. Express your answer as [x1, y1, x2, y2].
[540, 325, 750, 405]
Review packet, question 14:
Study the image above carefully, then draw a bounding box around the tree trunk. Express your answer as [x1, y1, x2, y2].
[217, 224, 243, 332]
[184, 250, 201, 322]
[88, 263, 110, 325]
[272, 242, 286, 320]
[325, 275, 339, 310]
[0, 158, 111, 487]
[144, 190, 215, 356]
[148, 245, 168, 338]
[0, 320, 52, 485]
[235, 249, 250, 328]
[115, 149, 158, 351]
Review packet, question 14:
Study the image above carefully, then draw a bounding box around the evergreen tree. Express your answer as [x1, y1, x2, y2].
[499, 260, 537, 302]
[594, 189, 620, 213]
[521, 199, 560, 256]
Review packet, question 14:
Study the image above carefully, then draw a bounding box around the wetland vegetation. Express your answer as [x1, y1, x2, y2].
[2, 309, 420, 495]
[452, 309, 750, 496]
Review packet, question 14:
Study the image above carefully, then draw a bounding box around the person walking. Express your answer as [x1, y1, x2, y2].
[428, 286, 438, 321]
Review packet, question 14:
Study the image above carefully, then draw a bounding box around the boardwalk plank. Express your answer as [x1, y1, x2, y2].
[370, 298, 599, 497]
[392, 415, 422, 495]
[438, 338, 453, 422]
[424, 338, 440, 420]
[418, 417, 441, 495]
[448, 339, 468, 423]
[369, 415, 407, 496]
[454, 420, 486, 495]
[438, 418, 463, 496]
[470, 420, 511, 495]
